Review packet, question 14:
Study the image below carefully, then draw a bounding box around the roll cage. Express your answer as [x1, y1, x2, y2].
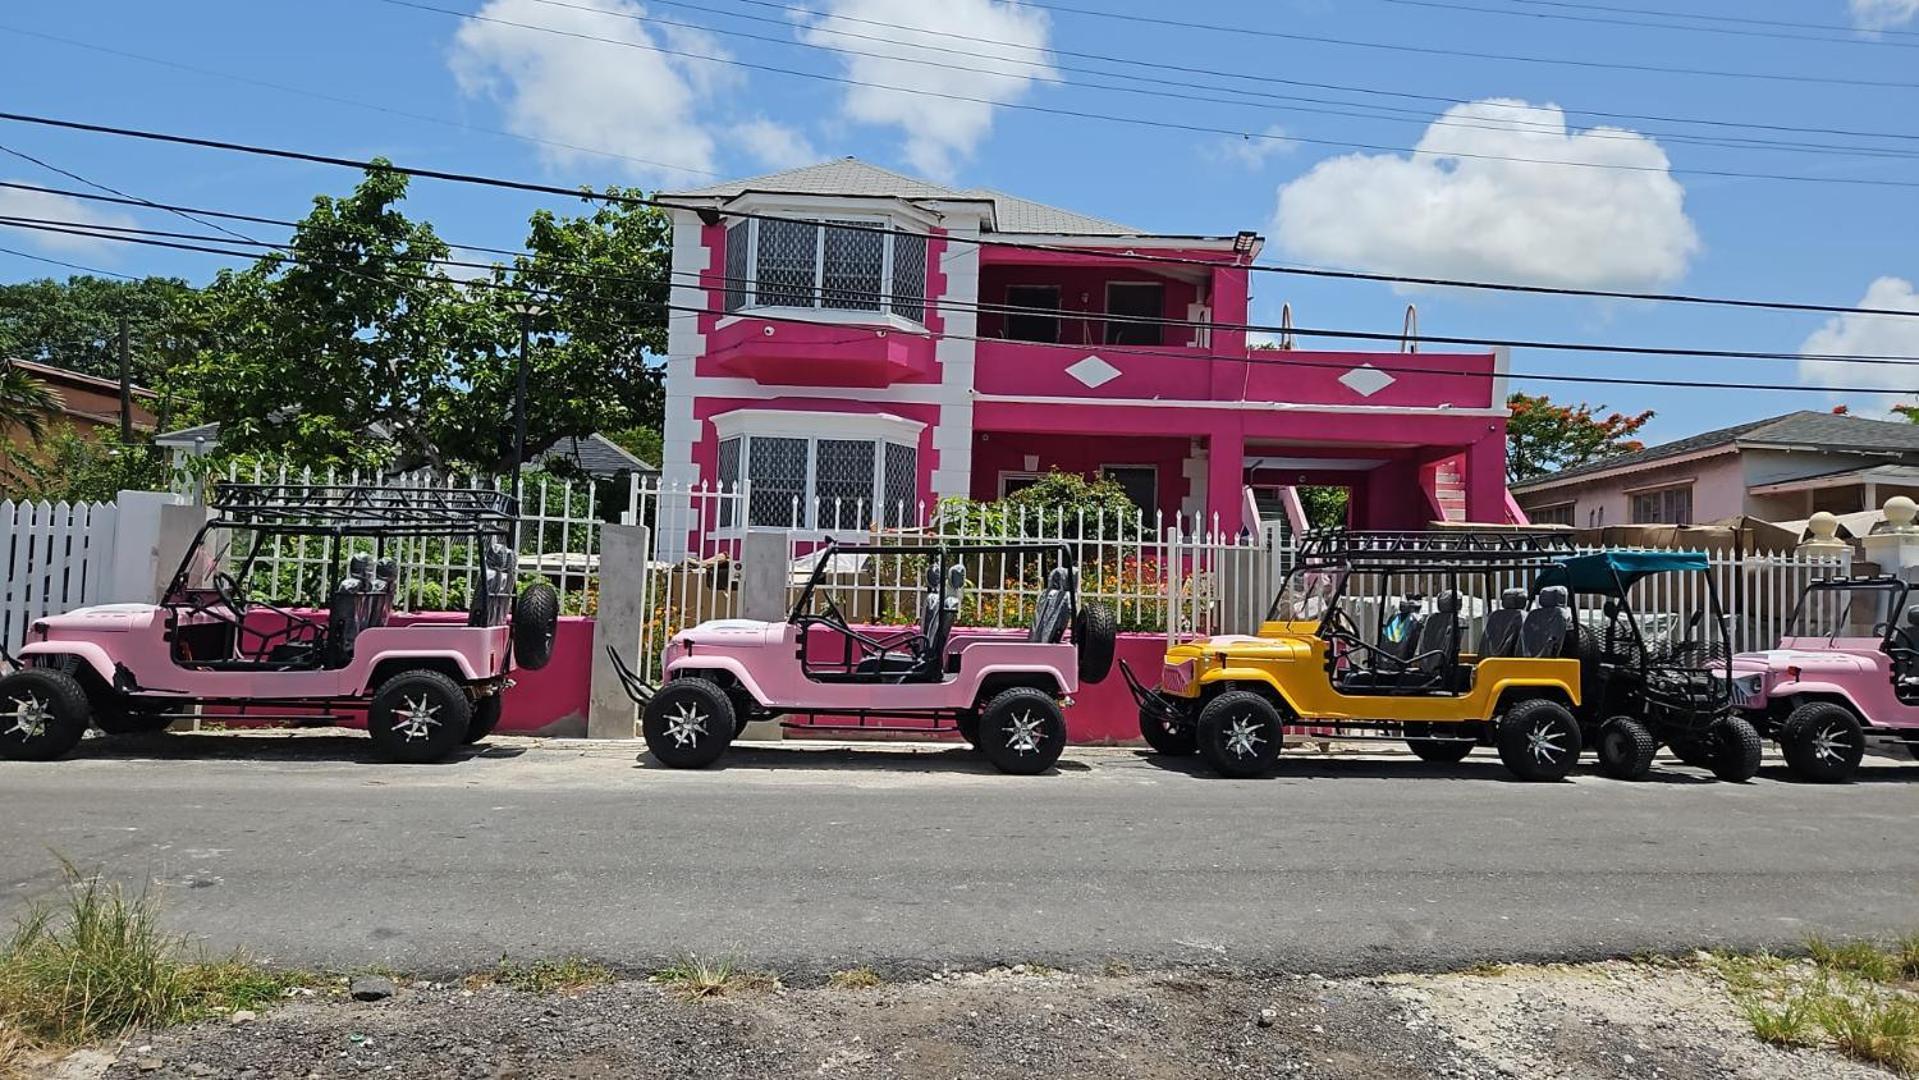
[1784, 575, 1910, 647]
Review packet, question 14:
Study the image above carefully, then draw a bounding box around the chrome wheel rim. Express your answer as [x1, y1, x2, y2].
[391, 693, 441, 742]
[1223, 713, 1266, 759]
[1525, 718, 1568, 763]
[3, 693, 50, 741]
[1004, 709, 1049, 755]
[1811, 721, 1854, 764]
[663, 700, 710, 748]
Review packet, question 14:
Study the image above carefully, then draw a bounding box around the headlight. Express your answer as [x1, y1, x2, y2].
[1731, 673, 1764, 703]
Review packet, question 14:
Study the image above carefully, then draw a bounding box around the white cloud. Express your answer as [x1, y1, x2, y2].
[0, 183, 136, 258]
[732, 118, 819, 170]
[1850, 0, 1919, 30]
[448, 0, 729, 183]
[795, 0, 1055, 179]
[1799, 276, 1919, 394]
[1273, 98, 1700, 290]
[1214, 125, 1296, 169]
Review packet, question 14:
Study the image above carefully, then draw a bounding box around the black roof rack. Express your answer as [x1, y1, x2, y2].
[209, 483, 515, 537]
[1296, 528, 1576, 563]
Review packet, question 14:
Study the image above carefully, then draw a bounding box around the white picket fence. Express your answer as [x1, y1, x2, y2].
[0, 499, 119, 652]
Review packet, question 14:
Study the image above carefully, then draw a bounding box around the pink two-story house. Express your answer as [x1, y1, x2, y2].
[656, 159, 1510, 544]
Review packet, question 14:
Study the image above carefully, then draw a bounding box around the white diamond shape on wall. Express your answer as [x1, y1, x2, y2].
[1339, 364, 1396, 398]
[1065, 355, 1122, 388]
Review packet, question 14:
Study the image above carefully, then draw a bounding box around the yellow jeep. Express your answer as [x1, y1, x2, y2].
[1124, 532, 1588, 781]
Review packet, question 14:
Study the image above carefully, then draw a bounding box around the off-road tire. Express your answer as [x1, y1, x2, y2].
[0, 667, 90, 761]
[977, 686, 1067, 775]
[1595, 716, 1657, 781]
[463, 694, 504, 744]
[1495, 698, 1582, 781]
[1072, 603, 1118, 684]
[1140, 705, 1199, 757]
[956, 710, 980, 748]
[511, 583, 560, 671]
[1708, 715, 1764, 783]
[1196, 691, 1285, 778]
[1406, 737, 1474, 764]
[1778, 701, 1864, 784]
[1666, 736, 1716, 769]
[643, 678, 735, 769]
[368, 669, 472, 763]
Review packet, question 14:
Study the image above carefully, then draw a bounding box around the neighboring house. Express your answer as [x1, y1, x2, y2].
[655, 158, 1510, 547]
[4, 359, 157, 450]
[154, 423, 652, 481]
[1511, 410, 1919, 528]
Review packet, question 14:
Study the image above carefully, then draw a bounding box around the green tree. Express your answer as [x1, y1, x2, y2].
[0, 360, 60, 442]
[1505, 391, 1654, 483]
[1299, 486, 1349, 529]
[0, 275, 200, 384]
[1895, 403, 1918, 424]
[2, 424, 169, 501]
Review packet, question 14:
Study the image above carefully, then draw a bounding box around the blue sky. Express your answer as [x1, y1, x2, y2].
[2, 0, 1917, 444]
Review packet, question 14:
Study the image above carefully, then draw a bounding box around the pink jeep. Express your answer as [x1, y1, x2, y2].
[0, 484, 558, 764]
[611, 541, 1116, 774]
[1731, 575, 1919, 783]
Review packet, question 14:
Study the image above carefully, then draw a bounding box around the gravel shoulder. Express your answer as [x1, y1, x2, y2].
[17, 961, 1893, 1080]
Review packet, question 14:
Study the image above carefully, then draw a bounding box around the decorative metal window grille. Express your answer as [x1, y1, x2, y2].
[891, 230, 926, 322]
[816, 439, 877, 530]
[822, 222, 885, 311]
[747, 436, 808, 527]
[884, 442, 918, 526]
[755, 219, 819, 308]
[724, 221, 749, 312]
[728, 217, 925, 323]
[716, 437, 741, 527]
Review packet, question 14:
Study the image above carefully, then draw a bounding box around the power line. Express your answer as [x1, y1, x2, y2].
[661, 0, 1919, 146]
[1492, 0, 1919, 39]
[507, 0, 1919, 163]
[0, 139, 260, 245]
[9, 210, 1919, 390]
[0, 23, 725, 181]
[0, 242, 134, 280]
[371, 0, 1919, 189]
[6, 115, 1919, 325]
[1371, 0, 1919, 47]
[999, 0, 1919, 89]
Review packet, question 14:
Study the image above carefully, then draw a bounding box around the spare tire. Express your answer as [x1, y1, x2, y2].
[1072, 602, 1117, 685]
[512, 583, 560, 671]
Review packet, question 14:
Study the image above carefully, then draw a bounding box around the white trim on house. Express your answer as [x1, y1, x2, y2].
[710, 407, 925, 443]
[714, 310, 927, 332]
[970, 392, 1509, 417]
[720, 191, 947, 232]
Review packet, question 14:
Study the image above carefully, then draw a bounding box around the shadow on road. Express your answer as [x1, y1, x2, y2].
[635, 742, 1091, 776]
[1128, 749, 1726, 785]
[57, 731, 525, 766]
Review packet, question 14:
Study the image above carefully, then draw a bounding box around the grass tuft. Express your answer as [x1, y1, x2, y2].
[1814, 988, 1919, 1073]
[477, 957, 613, 995]
[1462, 961, 1510, 978]
[651, 953, 780, 1000]
[827, 967, 882, 991]
[1805, 936, 1900, 983]
[0, 862, 307, 1047]
[1894, 934, 1919, 983]
[1740, 991, 1820, 1048]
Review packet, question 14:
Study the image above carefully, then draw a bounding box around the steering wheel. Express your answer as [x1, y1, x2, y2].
[1322, 606, 1401, 670]
[210, 571, 249, 621]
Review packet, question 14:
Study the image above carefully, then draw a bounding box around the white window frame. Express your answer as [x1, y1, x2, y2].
[712, 409, 925, 536]
[724, 212, 927, 330]
[998, 470, 1045, 497]
[1628, 483, 1694, 525]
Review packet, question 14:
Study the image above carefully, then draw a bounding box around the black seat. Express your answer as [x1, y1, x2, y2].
[1380, 598, 1425, 667]
[911, 564, 966, 681]
[1029, 566, 1075, 643]
[1894, 608, 1919, 690]
[325, 553, 375, 667]
[1484, 589, 1527, 657]
[1412, 590, 1464, 675]
[1519, 586, 1573, 658]
[365, 558, 398, 629]
[470, 543, 515, 626]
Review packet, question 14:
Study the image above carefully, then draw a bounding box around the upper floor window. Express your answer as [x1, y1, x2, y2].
[723, 217, 926, 322]
[1529, 502, 1575, 527]
[1105, 282, 1165, 346]
[1630, 485, 1692, 525]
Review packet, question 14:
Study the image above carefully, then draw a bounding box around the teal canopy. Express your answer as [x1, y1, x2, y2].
[1537, 550, 1709, 595]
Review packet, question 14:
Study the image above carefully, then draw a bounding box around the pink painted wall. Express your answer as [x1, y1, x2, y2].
[1515, 451, 1746, 529]
[969, 432, 1194, 519]
[977, 265, 1204, 349]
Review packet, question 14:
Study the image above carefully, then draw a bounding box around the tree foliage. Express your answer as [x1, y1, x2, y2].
[0, 276, 200, 384]
[184, 167, 671, 474]
[1, 425, 169, 502]
[1505, 391, 1653, 483]
[0, 360, 61, 443]
[1896, 403, 1918, 424]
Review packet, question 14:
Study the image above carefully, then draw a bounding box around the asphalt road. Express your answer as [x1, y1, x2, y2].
[5, 731, 1919, 979]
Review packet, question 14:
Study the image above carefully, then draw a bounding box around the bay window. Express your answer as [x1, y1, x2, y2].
[721, 216, 927, 322]
[713, 410, 924, 531]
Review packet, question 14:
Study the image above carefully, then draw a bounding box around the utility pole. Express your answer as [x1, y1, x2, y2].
[117, 315, 133, 443]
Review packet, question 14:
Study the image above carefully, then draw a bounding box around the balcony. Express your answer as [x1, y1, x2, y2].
[703, 311, 940, 388]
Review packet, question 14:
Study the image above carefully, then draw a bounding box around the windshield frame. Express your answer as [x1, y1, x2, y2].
[1785, 578, 1909, 646]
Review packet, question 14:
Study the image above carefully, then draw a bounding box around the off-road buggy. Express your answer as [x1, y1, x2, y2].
[1730, 575, 1919, 783]
[0, 483, 558, 764]
[610, 541, 1116, 775]
[1124, 530, 1592, 781]
[1542, 551, 1760, 783]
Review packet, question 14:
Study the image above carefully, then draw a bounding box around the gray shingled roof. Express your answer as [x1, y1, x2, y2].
[666, 158, 1144, 236]
[1513, 410, 1919, 491]
[535, 433, 655, 477]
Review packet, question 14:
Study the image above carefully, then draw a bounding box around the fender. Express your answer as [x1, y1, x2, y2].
[972, 661, 1074, 696]
[17, 641, 119, 686]
[1485, 676, 1582, 711]
[664, 654, 772, 706]
[1195, 666, 1303, 715]
[359, 648, 484, 690]
[1767, 678, 1867, 716]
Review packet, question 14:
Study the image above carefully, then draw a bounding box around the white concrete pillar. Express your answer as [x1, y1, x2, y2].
[586, 524, 650, 740]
